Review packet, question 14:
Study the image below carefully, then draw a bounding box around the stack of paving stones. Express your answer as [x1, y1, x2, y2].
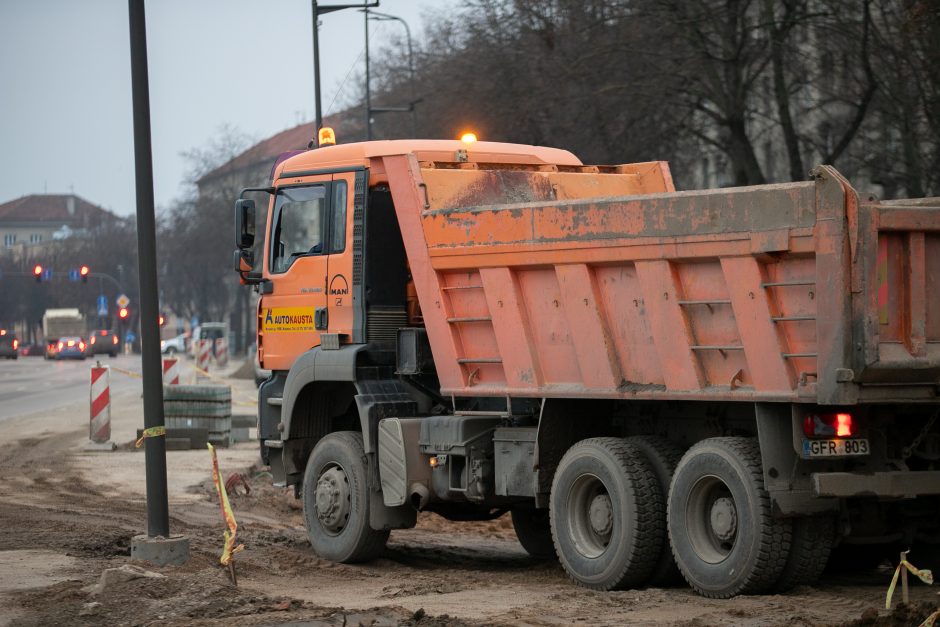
[137, 384, 232, 450]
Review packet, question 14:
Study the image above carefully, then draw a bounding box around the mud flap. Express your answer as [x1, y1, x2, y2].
[369, 489, 416, 531]
[755, 403, 838, 515]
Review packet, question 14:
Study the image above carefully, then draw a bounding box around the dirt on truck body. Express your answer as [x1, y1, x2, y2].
[234, 137, 940, 600]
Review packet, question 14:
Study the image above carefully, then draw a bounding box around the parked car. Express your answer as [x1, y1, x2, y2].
[0, 330, 18, 359]
[87, 329, 119, 357]
[55, 336, 86, 360]
[161, 333, 188, 355]
[18, 343, 44, 357]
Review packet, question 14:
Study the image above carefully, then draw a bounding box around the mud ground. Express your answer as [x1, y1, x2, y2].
[0, 364, 938, 626]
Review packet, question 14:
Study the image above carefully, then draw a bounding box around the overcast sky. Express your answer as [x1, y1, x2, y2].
[0, 0, 460, 216]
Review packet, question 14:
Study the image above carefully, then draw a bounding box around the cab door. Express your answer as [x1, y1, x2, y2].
[260, 178, 333, 370]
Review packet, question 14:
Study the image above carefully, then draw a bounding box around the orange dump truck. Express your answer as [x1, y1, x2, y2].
[234, 138, 940, 598]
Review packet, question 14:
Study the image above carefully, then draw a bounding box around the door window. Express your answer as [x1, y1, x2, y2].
[330, 181, 347, 254]
[271, 185, 327, 273]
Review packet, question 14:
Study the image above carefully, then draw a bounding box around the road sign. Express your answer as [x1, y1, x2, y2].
[97, 295, 108, 317]
[116, 294, 130, 308]
[69, 269, 80, 282]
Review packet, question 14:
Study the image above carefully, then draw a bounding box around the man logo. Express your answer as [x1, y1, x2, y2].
[329, 274, 349, 296]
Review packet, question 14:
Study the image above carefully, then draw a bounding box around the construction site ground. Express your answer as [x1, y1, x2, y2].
[0, 357, 937, 626]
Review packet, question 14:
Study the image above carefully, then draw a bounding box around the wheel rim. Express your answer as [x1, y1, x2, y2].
[566, 473, 613, 559]
[314, 463, 351, 535]
[686, 474, 737, 564]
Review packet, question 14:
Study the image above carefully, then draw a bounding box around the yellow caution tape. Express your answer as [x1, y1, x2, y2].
[135, 425, 167, 448]
[208, 443, 244, 566]
[112, 366, 143, 379]
[886, 552, 934, 609]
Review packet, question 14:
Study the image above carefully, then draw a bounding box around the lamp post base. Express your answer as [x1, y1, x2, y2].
[130, 534, 190, 566]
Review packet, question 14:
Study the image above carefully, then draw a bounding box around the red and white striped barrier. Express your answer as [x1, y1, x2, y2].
[214, 337, 229, 368]
[196, 339, 212, 372]
[162, 357, 180, 385]
[89, 366, 111, 444]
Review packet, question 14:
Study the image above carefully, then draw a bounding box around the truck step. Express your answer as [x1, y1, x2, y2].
[267, 397, 283, 406]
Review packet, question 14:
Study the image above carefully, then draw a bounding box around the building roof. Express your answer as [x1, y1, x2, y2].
[0, 194, 116, 226]
[197, 111, 366, 187]
[198, 122, 317, 185]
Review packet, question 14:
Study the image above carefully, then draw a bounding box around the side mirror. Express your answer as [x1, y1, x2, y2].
[235, 198, 256, 249]
[233, 249, 260, 285]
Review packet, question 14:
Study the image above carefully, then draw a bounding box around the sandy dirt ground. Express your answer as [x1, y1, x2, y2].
[0, 359, 938, 626]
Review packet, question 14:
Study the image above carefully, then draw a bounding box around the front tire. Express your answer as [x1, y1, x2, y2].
[550, 437, 664, 590]
[302, 431, 389, 563]
[668, 437, 791, 598]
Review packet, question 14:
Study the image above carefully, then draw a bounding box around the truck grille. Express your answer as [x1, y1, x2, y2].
[367, 307, 408, 343]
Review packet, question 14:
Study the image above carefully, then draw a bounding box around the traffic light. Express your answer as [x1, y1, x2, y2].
[33, 264, 42, 283]
[118, 307, 129, 320]
[80, 265, 90, 283]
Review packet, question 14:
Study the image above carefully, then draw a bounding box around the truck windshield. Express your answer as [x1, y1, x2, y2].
[271, 185, 327, 273]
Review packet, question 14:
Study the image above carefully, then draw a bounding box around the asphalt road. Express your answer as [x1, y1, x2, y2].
[0, 354, 143, 422]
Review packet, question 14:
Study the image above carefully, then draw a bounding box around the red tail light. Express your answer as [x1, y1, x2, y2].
[67, 340, 75, 347]
[0, 330, 6, 336]
[113, 335, 119, 344]
[100, 330, 107, 336]
[803, 412, 854, 438]
[57, 341, 64, 350]
[12, 339, 18, 349]
[90, 336, 96, 344]
[79, 341, 86, 351]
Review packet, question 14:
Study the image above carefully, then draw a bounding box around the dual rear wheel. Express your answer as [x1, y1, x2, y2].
[548, 436, 834, 596]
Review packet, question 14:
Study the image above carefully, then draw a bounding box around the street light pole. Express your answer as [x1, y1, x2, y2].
[365, 6, 371, 140]
[312, 0, 323, 134]
[127, 0, 188, 566]
[368, 11, 416, 137]
[310, 1, 379, 143]
[128, 0, 169, 539]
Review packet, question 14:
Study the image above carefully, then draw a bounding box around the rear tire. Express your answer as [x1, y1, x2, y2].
[550, 437, 664, 590]
[774, 515, 836, 591]
[510, 506, 555, 558]
[625, 435, 684, 586]
[302, 431, 389, 563]
[668, 437, 791, 598]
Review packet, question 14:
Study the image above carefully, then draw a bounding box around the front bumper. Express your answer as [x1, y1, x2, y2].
[813, 471, 940, 498]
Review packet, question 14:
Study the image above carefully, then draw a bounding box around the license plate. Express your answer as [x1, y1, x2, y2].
[802, 438, 870, 458]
